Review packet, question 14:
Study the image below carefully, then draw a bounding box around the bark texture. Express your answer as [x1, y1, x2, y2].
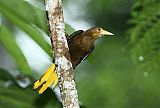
[44, 0, 80, 108]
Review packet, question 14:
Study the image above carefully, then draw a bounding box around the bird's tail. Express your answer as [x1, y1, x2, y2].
[33, 64, 58, 94]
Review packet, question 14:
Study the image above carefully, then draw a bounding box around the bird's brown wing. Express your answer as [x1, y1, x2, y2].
[67, 30, 84, 44]
[81, 46, 95, 62]
[72, 46, 95, 69]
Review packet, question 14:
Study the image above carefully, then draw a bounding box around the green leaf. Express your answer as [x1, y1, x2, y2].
[0, 26, 31, 76]
[0, 2, 52, 56]
[65, 24, 75, 35]
[0, 68, 15, 81]
[0, 0, 48, 33]
[0, 68, 61, 108]
[129, 0, 160, 72]
[0, 68, 35, 108]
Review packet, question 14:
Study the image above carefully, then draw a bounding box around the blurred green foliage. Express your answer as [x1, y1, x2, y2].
[128, 0, 160, 72]
[0, 68, 61, 108]
[0, 0, 160, 108]
[0, 26, 31, 75]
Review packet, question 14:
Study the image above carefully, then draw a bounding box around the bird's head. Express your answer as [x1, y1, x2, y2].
[85, 27, 114, 39]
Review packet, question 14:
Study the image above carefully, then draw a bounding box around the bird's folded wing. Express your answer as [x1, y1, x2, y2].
[67, 30, 84, 43]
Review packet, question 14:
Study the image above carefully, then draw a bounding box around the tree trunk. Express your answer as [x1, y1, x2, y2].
[44, 0, 80, 107]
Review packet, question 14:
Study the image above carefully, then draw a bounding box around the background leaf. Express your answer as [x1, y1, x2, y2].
[0, 1, 51, 56]
[0, 26, 31, 76]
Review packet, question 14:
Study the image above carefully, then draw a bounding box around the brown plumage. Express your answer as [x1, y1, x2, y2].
[68, 27, 113, 69]
[33, 27, 113, 94]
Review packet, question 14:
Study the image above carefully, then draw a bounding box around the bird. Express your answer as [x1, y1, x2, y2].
[33, 27, 113, 94]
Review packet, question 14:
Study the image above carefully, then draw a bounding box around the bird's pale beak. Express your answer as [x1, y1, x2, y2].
[100, 29, 114, 36]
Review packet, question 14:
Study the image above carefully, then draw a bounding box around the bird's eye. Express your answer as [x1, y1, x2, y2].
[98, 28, 101, 31]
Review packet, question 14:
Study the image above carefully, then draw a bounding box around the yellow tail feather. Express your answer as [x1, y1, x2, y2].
[33, 64, 58, 94]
